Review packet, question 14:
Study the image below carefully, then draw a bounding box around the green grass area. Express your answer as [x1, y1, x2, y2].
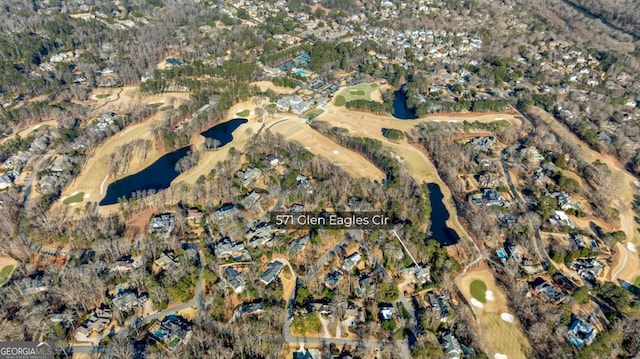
[334, 95, 346, 106]
[149, 102, 164, 108]
[236, 109, 250, 117]
[0, 265, 14, 285]
[268, 103, 276, 109]
[291, 313, 322, 335]
[336, 82, 380, 103]
[470, 280, 487, 303]
[96, 94, 111, 99]
[302, 108, 324, 119]
[63, 192, 84, 205]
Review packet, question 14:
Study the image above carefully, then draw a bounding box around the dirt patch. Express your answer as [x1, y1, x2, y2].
[456, 266, 531, 359]
[125, 208, 157, 235]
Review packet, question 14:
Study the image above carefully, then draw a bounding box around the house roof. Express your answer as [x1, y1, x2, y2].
[260, 260, 284, 285]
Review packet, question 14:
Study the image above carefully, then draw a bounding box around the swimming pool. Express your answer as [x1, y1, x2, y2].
[496, 249, 507, 260]
[294, 69, 310, 76]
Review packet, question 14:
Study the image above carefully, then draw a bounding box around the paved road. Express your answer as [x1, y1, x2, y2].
[22, 153, 52, 207]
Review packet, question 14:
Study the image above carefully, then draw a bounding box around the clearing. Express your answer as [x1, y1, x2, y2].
[456, 266, 531, 359]
[0, 256, 18, 286]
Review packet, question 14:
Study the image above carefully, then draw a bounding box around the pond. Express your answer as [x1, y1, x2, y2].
[391, 90, 417, 120]
[427, 183, 460, 246]
[99, 146, 192, 205]
[100, 118, 248, 205]
[200, 118, 248, 147]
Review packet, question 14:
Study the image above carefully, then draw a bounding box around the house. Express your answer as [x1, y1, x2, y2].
[214, 237, 247, 260]
[289, 234, 310, 252]
[51, 155, 73, 172]
[165, 58, 184, 67]
[30, 136, 50, 153]
[262, 66, 283, 76]
[185, 208, 204, 222]
[342, 252, 362, 271]
[240, 301, 265, 316]
[549, 191, 572, 210]
[469, 136, 496, 151]
[308, 300, 332, 316]
[505, 242, 522, 262]
[149, 213, 175, 233]
[550, 210, 574, 229]
[567, 318, 597, 347]
[112, 291, 147, 312]
[246, 221, 281, 248]
[531, 277, 565, 303]
[149, 315, 192, 348]
[224, 266, 245, 294]
[154, 252, 179, 270]
[263, 154, 282, 167]
[568, 258, 603, 283]
[401, 265, 431, 285]
[74, 308, 112, 342]
[570, 233, 586, 249]
[475, 188, 504, 207]
[276, 95, 312, 115]
[241, 191, 261, 206]
[236, 167, 261, 187]
[0, 174, 13, 190]
[38, 175, 60, 195]
[213, 203, 237, 220]
[427, 291, 450, 322]
[379, 305, 396, 321]
[355, 273, 376, 297]
[324, 270, 343, 289]
[260, 260, 284, 285]
[441, 332, 462, 359]
[17, 275, 50, 295]
[109, 256, 143, 273]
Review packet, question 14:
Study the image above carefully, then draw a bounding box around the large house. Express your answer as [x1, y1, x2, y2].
[260, 260, 284, 285]
[342, 252, 362, 271]
[567, 317, 597, 347]
[224, 266, 245, 294]
[441, 331, 462, 359]
[149, 213, 175, 234]
[276, 95, 312, 115]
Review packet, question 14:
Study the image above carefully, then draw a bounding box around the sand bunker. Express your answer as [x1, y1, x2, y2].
[495, 354, 508, 359]
[627, 242, 637, 253]
[486, 290, 495, 301]
[501, 313, 515, 323]
[470, 298, 484, 308]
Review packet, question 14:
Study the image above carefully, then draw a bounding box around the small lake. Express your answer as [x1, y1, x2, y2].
[99, 146, 192, 205]
[100, 118, 247, 205]
[427, 183, 460, 246]
[391, 90, 417, 120]
[200, 118, 248, 146]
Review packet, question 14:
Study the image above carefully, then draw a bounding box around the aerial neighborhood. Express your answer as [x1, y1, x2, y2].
[0, 0, 639, 358]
